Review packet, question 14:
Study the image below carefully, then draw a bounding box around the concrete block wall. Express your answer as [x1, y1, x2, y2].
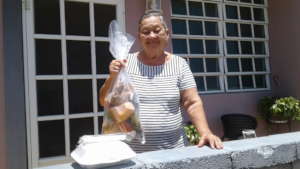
[40, 132, 300, 169]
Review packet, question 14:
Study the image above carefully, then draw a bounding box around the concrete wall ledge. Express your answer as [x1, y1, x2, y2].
[39, 132, 300, 169]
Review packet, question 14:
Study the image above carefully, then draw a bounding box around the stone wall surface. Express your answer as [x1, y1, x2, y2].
[39, 132, 300, 169]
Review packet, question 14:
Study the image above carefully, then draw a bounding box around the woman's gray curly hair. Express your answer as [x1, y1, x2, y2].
[138, 11, 168, 31]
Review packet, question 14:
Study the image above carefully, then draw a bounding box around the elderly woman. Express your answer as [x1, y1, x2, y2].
[100, 12, 223, 153]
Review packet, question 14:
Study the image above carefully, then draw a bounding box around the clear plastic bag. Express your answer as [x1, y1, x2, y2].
[102, 20, 145, 144]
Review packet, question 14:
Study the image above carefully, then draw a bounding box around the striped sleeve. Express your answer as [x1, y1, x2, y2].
[178, 58, 196, 91]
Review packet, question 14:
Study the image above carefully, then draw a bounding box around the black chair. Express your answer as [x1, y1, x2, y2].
[221, 113, 257, 140]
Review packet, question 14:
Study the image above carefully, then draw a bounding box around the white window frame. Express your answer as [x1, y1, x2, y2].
[170, 0, 270, 94]
[22, 0, 125, 168]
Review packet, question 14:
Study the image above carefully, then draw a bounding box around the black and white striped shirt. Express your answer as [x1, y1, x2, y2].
[126, 53, 196, 153]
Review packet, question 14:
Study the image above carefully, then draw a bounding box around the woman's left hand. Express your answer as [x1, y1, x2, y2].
[197, 132, 223, 149]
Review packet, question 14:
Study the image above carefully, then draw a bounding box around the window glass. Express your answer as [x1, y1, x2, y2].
[240, 7, 252, 20]
[254, 0, 264, 4]
[205, 3, 218, 17]
[206, 58, 219, 72]
[205, 40, 219, 54]
[205, 21, 218, 36]
[189, 1, 203, 16]
[189, 39, 204, 54]
[37, 80, 64, 116]
[241, 58, 253, 72]
[171, 0, 187, 15]
[189, 20, 203, 35]
[195, 76, 205, 91]
[226, 41, 239, 54]
[35, 39, 62, 75]
[67, 41, 91, 74]
[65, 1, 90, 36]
[254, 25, 265, 38]
[68, 80, 93, 114]
[94, 4, 116, 37]
[240, 0, 252, 3]
[255, 75, 267, 88]
[206, 76, 220, 91]
[190, 58, 204, 72]
[39, 120, 65, 158]
[253, 8, 265, 21]
[34, 0, 60, 34]
[172, 39, 188, 54]
[96, 42, 113, 74]
[226, 23, 238, 37]
[227, 76, 240, 89]
[242, 75, 254, 88]
[172, 19, 187, 34]
[240, 24, 252, 37]
[226, 5, 238, 19]
[241, 41, 253, 54]
[254, 58, 266, 71]
[70, 118, 94, 151]
[227, 58, 240, 72]
[254, 41, 266, 54]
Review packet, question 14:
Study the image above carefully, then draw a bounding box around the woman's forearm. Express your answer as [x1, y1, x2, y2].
[99, 76, 115, 106]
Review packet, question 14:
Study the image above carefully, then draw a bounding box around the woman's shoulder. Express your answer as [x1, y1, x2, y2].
[170, 54, 188, 65]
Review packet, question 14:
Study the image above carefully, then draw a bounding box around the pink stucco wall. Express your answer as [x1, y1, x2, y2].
[125, 0, 273, 137]
[0, 0, 7, 168]
[269, 0, 300, 98]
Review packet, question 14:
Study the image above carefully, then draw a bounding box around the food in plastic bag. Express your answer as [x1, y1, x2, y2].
[102, 20, 145, 144]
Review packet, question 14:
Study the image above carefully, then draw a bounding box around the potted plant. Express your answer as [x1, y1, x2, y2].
[258, 96, 300, 124]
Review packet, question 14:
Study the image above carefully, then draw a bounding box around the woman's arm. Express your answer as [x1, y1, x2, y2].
[180, 87, 223, 149]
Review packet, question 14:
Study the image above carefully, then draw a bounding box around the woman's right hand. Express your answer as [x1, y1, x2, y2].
[109, 59, 127, 78]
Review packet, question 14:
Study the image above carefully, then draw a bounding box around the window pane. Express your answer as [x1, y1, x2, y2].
[241, 41, 253, 54]
[240, 7, 252, 20]
[226, 41, 239, 54]
[35, 39, 62, 75]
[205, 40, 219, 54]
[172, 19, 187, 34]
[253, 8, 265, 21]
[205, 21, 218, 36]
[34, 0, 60, 34]
[65, 1, 90, 36]
[240, 0, 252, 3]
[226, 23, 238, 37]
[254, 25, 265, 38]
[67, 41, 91, 74]
[255, 75, 267, 88]
[97, 79, 105, 112]
[240, 24, 252, 37]
[68, 80, 93, 114]
[171, 0, 187, 15]
[254, 41, 266, 54]
[227, 58, 240, 72]
[254, 58, 266, 71]
[206, 76, 220, 91]
[172, 39, 187, 54]
[39, 120, 65, 158]
[190, 58, 204, 72]
[242, 75, 254, 89]
[70, 118, 94, 151]
[94, 4, 116, 37]
[189, 39, 204, 54]
[254, 0, 264, 4]
[204, 3, 218, 17]
[96, 42, 113, 74]
[206, 58, 219, 72]
[188, 1, 203, 16]
[227, 76, 240, 89]
[189, 20, 203, 35]
[226, 0, 238, 1]
[195, 76, 205, 91]
[98, 116, 104, 134]
[241, 58, 253, 72]
[37, 80, 64, 116]
[226, 5, 238, 19]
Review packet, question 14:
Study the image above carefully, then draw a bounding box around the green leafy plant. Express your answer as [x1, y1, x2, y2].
[184, 123, 200, 145]
[270, 97, 300, 121]
[258, 96, 277, 120]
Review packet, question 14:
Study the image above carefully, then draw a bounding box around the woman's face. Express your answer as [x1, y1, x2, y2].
[138, 16, 169, 53]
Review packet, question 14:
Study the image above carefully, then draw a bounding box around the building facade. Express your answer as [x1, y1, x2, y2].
[0, 0, 300, 169]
